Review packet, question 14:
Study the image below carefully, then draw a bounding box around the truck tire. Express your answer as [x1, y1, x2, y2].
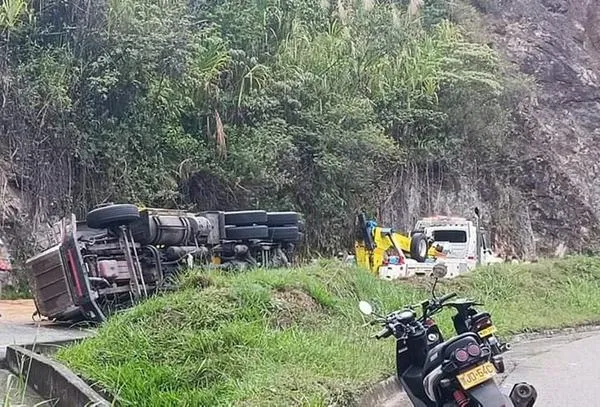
[224, 210, 267, 226]
[410, 233, 428, 262]
[266, 212, 299, 226]
[225, 225, 269, 240]
[269, 226, 300, 242]
[86, 204, 140, 229]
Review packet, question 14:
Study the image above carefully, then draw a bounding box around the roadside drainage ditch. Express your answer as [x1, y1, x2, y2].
[2, 338, 110, 407]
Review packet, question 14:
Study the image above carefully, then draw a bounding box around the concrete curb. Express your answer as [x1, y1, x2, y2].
[5, 344, 111, 407]
[358, 375, 404, 406]
[19, 337, 87, 356]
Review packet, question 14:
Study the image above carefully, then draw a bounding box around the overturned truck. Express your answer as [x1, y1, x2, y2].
[26, 204, 302, 323]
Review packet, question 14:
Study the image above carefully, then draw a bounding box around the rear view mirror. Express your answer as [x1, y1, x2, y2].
[432, 263, 448, 279]
[359, 301, 373, 316]
[430, 263, 448, 299]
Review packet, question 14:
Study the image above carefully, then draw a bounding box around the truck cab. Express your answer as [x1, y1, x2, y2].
[414, 217, 477, 265]
[408, 214, 503, 278]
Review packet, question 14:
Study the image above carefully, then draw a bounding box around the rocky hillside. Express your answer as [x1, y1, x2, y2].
[382, 0, 600, 259]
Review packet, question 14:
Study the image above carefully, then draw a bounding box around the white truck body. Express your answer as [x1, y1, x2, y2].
[405, 216, 503, 279]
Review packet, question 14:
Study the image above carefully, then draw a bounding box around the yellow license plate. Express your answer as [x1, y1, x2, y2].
[456, 361, 496, 390]
[478, 325, 497, 338]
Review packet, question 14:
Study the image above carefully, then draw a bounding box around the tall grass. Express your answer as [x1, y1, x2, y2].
[56, 256, 600, 406]
[1, 373, 56, 407]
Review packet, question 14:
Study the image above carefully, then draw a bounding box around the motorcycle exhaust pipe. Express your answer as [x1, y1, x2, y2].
[509, 382, 538, 407]
[501, 342, 512, 352]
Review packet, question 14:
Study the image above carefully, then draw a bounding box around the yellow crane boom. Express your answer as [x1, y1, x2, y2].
[354, 213, 440, 274]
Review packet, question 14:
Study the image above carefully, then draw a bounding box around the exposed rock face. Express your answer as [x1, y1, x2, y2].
[485, 0, 600, 256]
[383, 0, 600, 259]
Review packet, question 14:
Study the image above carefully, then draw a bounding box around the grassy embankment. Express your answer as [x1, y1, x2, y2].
[57, 256, 600, 406]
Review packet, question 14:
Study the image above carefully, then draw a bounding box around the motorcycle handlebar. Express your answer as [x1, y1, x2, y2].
[438, 292, 458, 303]
[375, 327, 393, 340]
[424, 292, 458, 316]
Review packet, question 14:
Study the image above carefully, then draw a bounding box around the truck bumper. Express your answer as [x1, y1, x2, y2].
[406, 260, 469, 278]
[378, 264, 413, 280]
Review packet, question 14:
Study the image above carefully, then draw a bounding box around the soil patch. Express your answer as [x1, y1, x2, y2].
[271, 288, 320, 328]
[0, 299, 36, 323]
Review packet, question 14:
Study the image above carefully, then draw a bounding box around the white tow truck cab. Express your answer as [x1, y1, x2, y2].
[405, 210, 503, 279]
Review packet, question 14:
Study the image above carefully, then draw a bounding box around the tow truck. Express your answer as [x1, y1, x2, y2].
[354, 208, 503, 280]
[354, 213, 441, 280]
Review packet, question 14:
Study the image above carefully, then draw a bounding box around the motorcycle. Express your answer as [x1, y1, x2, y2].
[445, 298, 510, 360]
[411, 274, 510, 373]
[359, 263, 537, 407]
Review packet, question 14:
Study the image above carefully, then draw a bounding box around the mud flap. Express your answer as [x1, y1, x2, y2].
[468, 381, 514, 407]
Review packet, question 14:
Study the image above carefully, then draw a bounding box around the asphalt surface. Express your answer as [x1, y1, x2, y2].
[499, 328, 600, 406]
[0, 321, 93, 406]
[382, 328, 600, 406]
[0, 299, 92, 357]
[0, 300, 93, 406]
[0, 321, 92, 359]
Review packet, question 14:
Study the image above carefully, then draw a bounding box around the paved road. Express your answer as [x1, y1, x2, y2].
[0, 321, 93, 406]
[500, 328, 600, 406]
[0, 299, 92, 357]
[380, 328, 600, 406]
[0, 300, 93, 406]
[0, 321, 92, 359]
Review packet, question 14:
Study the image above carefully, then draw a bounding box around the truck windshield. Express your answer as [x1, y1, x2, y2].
[433, 230, 467, 243]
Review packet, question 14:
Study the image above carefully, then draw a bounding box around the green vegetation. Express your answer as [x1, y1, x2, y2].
[57, 256, 600, 406]
[0, 283, 30, 300]
[0, 0, 516, 258]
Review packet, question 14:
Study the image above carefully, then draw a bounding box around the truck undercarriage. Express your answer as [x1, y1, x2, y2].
[26, 204, 302, 323]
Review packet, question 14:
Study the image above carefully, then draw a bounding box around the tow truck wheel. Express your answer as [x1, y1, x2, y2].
[410, 232, 428, 262]
[87, 203, 140, 229]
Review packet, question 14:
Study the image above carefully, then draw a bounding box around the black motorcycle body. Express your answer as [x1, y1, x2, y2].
[360, 289, 537, 406]
[417, 295, 510, 374]
[445, 298, 510, 357]
[375, 309, 523, 407]
[394, 319, 430, 404]
[421, 332, 512, 407]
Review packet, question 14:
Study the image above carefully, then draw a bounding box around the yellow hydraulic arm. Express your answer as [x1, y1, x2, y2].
[354, 213, 440, 274]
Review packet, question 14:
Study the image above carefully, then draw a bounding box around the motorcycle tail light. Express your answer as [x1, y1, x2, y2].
[454, 349, 469, 362]
[467, 343, 481, 357]
[475, 318, 491, 330]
